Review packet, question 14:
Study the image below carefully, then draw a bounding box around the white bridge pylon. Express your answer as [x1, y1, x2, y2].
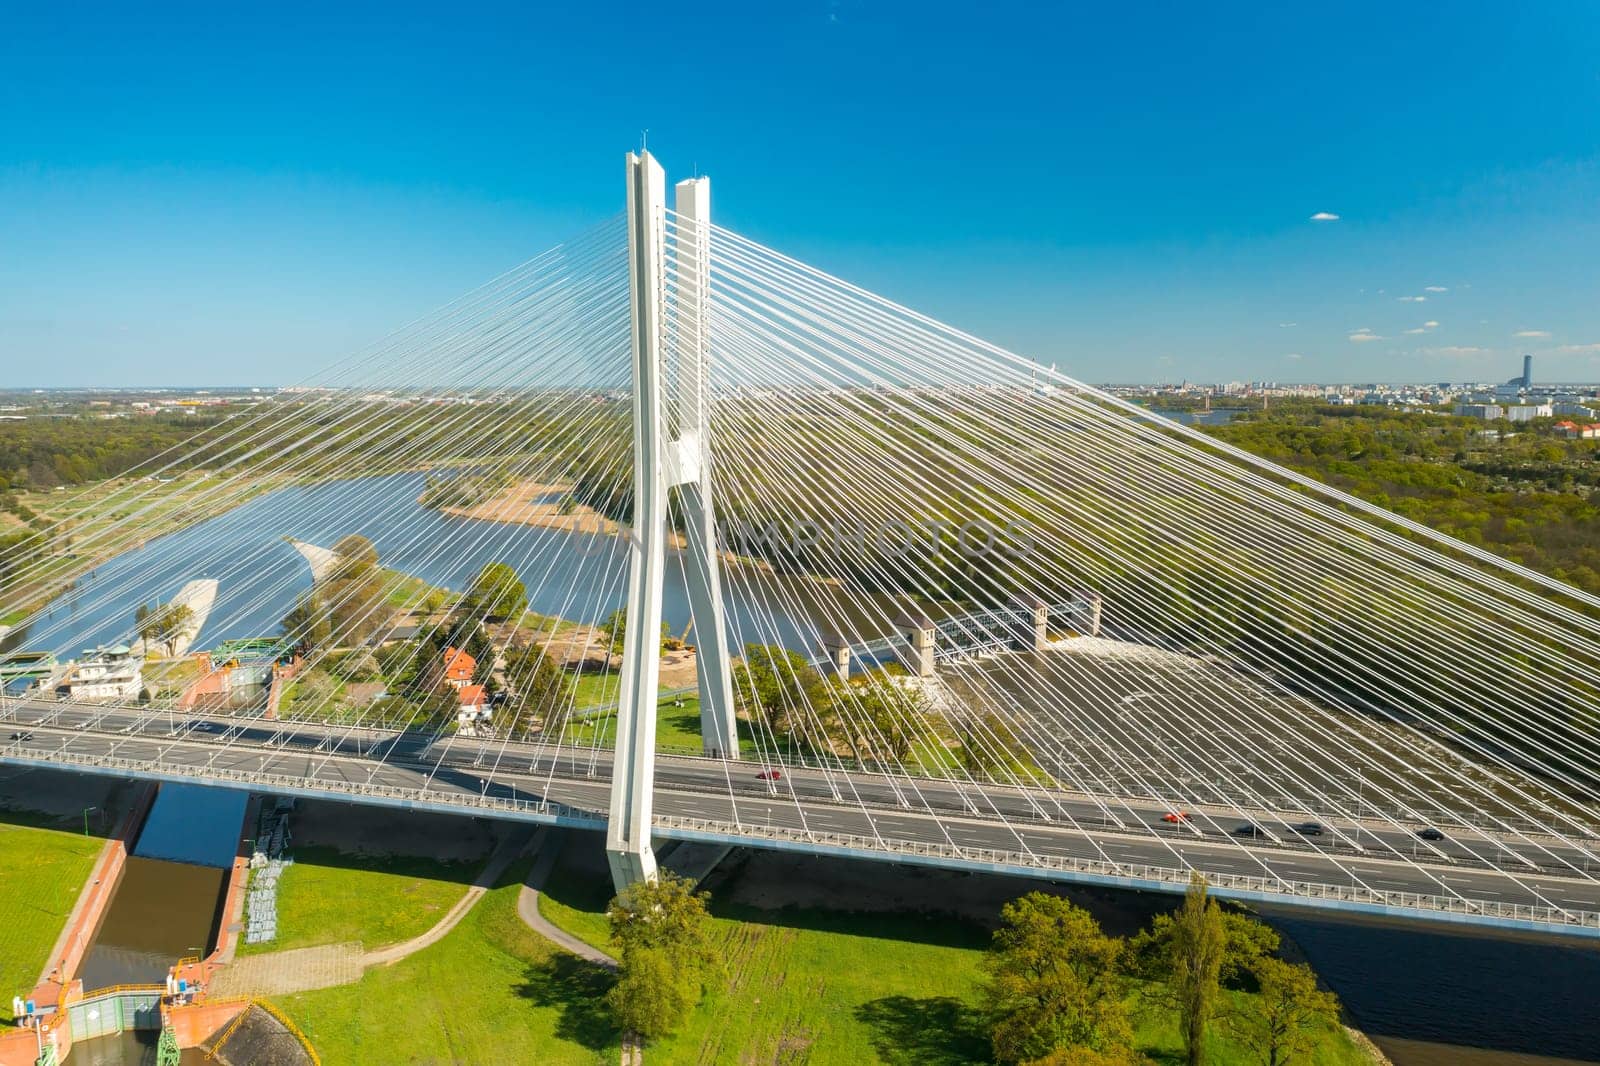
[606, 151, 739, 890]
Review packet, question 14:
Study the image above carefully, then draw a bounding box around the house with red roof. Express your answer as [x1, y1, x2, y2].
[441, 646, 477, 689]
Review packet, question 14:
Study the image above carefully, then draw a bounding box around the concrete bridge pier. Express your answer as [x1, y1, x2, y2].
[898, 614, 936, 677]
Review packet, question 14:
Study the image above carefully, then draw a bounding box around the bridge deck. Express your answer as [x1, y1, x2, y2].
[3, 698, 1598, 938]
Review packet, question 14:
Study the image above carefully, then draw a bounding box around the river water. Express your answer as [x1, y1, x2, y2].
[79, 785, 243, 990]
[3, 471, 872, 661]
[1266, 909, 1600, 1065]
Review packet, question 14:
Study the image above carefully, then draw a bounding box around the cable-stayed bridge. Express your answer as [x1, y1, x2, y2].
[3, 151, 1600, 938]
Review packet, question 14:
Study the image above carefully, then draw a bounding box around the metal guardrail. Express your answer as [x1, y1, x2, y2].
[4, 712, 1599, 887]
[653, 814, 1600, 932]
[5, 734, 1599, 932]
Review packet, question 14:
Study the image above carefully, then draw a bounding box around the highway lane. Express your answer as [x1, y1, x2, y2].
[6, 699, 1600, 919]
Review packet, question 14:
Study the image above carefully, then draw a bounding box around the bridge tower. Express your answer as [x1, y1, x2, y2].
[606, 150, 739, 892]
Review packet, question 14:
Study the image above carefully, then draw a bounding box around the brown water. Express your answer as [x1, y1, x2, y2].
[66, 1030, 208, 1066]
[1266, 909, 1600, 1066]
[78, 856, 226, 989]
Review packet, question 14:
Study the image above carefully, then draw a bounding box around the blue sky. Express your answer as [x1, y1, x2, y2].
[3, 1, 1598, 386]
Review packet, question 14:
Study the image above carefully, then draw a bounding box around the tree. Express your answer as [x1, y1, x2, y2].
[135, 600, 195, 657]
[603, 606, 669, 657]
[1225, 958, 1340, 1066]
[604, 872, 720, 1038]
[464, 561, 527, 621]
[503, 642, 570, 733]
[1170, 874, 1226, 1066]
[607, 944, 696, 1040]
[281, 591, 332, 650]
[984, 893, 1133, 1065]
[1220, 912, 1279, 987]
[732, 643, 827, 742]
[330, 533, 378, 581]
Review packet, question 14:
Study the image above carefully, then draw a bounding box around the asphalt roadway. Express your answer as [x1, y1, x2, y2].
[4, 697, 1600, 918]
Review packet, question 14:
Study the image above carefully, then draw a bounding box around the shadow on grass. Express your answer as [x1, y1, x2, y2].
[855, 995, 991, 1066]
[517, 952, 618, 1051]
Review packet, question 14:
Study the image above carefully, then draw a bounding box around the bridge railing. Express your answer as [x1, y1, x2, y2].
[652, 814, 1600, 932]
[7, 732, 1598, 931]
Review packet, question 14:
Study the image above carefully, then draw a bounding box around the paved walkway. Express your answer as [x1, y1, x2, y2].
[516, 835, 616, 967]
[212, 828, 531, 997]
[515, 837, 646, 1065]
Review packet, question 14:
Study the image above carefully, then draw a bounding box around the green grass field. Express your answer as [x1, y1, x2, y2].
[0, 812, 104, 1022]
[238, 845, 480, 956]
[280, 860, 617, 1066]
[535, 845, 1372, 1066]
[565, 696, 764, 758]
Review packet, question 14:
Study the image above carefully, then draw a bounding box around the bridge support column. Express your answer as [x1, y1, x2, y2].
[1085, 591, 1103, 636]
[673, 176, 739, 761]
[898, 614, 937, 677]
[607, 150, 669, 891]
[1013, 595, 1048, 651]
[821, 632, 852, 678]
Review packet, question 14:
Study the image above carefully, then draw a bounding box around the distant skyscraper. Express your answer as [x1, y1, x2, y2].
[1524, 354, 1534, 388]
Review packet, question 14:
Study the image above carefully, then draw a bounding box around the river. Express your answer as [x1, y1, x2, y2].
[3, 471, 880, 662]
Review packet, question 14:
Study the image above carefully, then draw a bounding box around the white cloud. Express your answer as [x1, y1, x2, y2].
[1423, 346, 1488, 357]
[1398, 295, 1427, 303]
[1309, 211, 1340, 222]
[1424, 320, 1439, 328]
[1403, 328, 1427, 335]
[1513, 330, 1551, 339]
[1348, 329, 1384, 343]
[1284, 352, 1304, 360]
[1424, 286, 1448, 293]
[1278, 322, 1297, 328]
[1556, 343, 1600, 354]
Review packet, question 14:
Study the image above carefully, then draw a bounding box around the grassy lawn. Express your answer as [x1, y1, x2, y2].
[536, 845, 1373, 1066]
[238, 846, 480, 956]
[280, 860, 617, 1066]
[564, 696, 762, 758]
[0, 812, 104, 1021]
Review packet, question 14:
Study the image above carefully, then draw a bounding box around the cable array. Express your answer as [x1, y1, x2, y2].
[3, 205, 1598, 918]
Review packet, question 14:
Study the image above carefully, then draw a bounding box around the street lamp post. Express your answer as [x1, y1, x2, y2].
[82, 806, 96, 836]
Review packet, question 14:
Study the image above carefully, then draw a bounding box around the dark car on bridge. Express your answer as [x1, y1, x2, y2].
[1234, 823, 1268, 838]
[1417, 827, 1446, 841]
[1294, 821, 1325, 836]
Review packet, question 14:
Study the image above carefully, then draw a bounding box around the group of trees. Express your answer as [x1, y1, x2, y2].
[987, 878, 1340, 1066]
[1208, 404, 1600, 595]
[732, 643, 930, 768]
[0, 412, 229, 491]
[589, 871, 1340, 1062]
[281, 534, 389, 651]
[134, 599, 196, 657]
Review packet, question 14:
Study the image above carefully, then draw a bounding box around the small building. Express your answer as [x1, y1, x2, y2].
[1453, 403, 1504, 420]
[441, 646, 477, 690]
[64, 645, 143, 701]
[1555, 421, 1600, 440]
[456, 684, 492, 736]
